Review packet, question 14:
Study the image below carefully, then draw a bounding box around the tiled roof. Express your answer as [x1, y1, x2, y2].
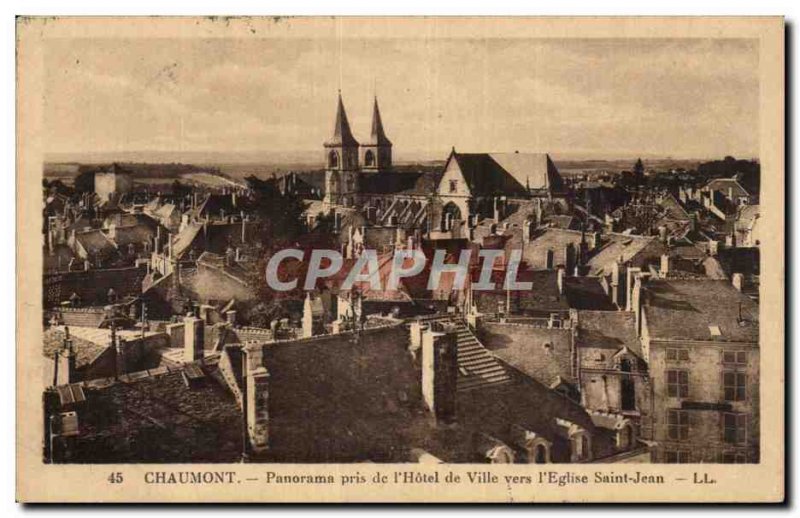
[643, 279, 759, 343]
[586, 234, 661, 276]
[110, 224, 156, 248]
[42, 328, 108, 368]
[51, 358, 243, 462]
[75, 230, 117, 257]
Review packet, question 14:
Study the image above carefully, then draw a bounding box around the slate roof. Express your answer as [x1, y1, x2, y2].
[448, 153, 529, 196]
[642, 279, 759, 343]
[575, 310, 642, 359]
[482, 324, 574, 387]
[564, 277, 615, 311]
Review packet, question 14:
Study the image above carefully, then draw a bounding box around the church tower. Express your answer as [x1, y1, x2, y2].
[361, 97, 392, 172]
[323, 92, 360, 208]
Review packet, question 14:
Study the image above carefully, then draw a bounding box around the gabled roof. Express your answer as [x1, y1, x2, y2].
[706, 177, 753, 197]
[363, 97, 392, 147]
[444, 151, 564, 197]
[324, 93, 359, 148]
[586, 234, 661, 276]
[75, 230, 117, 257]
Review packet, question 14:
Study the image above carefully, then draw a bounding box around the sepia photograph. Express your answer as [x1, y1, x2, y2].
[16, 15, 785, 503]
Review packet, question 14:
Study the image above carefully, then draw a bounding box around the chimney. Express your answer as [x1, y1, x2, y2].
[244, 343, 269, 454]
[421, 325, 458, 425]
[564, 244, 576, 275]
[523, 219, 532, 245]
[660, 254, 670, 278]
[557, 267, 565, 295]
[183, 314, 205, 363]
[709, 240, 719, 256]
[658, 225, 667, 243]
[493, 197, 501, 223]
[226, 310, 237, 326]
[302, 293, 314, 338]
[630, 273, 647, 337]
[732, 272, 744, 292]
[624, 266, 640, 312]
[408, 319, 428, 356]
[54, 337, 76, 386]
[689, 213, 697, 233]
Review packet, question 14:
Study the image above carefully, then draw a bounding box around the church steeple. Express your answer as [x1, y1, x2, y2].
[369, 97, 392, 147]
[361, 96, 392, 172]
[324, 92, 359, 171]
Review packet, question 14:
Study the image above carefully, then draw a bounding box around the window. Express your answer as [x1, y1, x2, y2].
[667, 410, 689, 441]
[722, 451, 747, 464]
[364, 150, 375, 167]
[723, 371, 747, 401]
[723, 351, 748, 365]
[449, 180, 458, 193]
[723, 413, 747, 445]
[666, 369, 689, 398]
[664, 450, 691, 463]
[666, 348, 690, 362]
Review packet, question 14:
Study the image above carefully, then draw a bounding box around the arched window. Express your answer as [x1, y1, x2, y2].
[328, 150, 339, 169]
[364, 149, 375, 167]
[441, 202, 462, 231]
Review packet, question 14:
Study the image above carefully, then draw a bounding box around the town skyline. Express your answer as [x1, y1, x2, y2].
[43, 37, 759, 160]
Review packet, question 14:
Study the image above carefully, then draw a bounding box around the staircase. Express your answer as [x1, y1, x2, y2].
[416, 314, 512, 392]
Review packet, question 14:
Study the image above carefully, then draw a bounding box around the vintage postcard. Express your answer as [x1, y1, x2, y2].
[16, 16, 784, 503]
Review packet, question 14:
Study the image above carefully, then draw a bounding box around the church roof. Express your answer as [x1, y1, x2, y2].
[363, 97, 392, 147]
[325, 93, 359, 148]
[446, 152, 564, 197]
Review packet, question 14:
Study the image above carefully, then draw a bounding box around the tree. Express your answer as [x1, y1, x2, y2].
[171, 179, 191, 198]
[244, 175, 313, 312]
[73, 169, 95, 193]
[633, 158, 645, 183]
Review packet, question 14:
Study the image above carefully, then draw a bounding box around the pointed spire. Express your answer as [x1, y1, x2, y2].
[367, 96, 392, 147]
[325, 92, 359, 148]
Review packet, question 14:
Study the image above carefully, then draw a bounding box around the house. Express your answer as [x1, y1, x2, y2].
[637, 277, 759, 463]
[573, 310, 650, 419]
[46, 315, 650, 464]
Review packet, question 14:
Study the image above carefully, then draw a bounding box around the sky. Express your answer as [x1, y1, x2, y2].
[43, 36, 759, 161]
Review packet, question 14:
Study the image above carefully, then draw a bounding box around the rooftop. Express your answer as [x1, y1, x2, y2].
[643, 279, 759, 343]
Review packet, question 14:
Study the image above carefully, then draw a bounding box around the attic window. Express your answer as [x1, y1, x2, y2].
[709, 325, 722, 337]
